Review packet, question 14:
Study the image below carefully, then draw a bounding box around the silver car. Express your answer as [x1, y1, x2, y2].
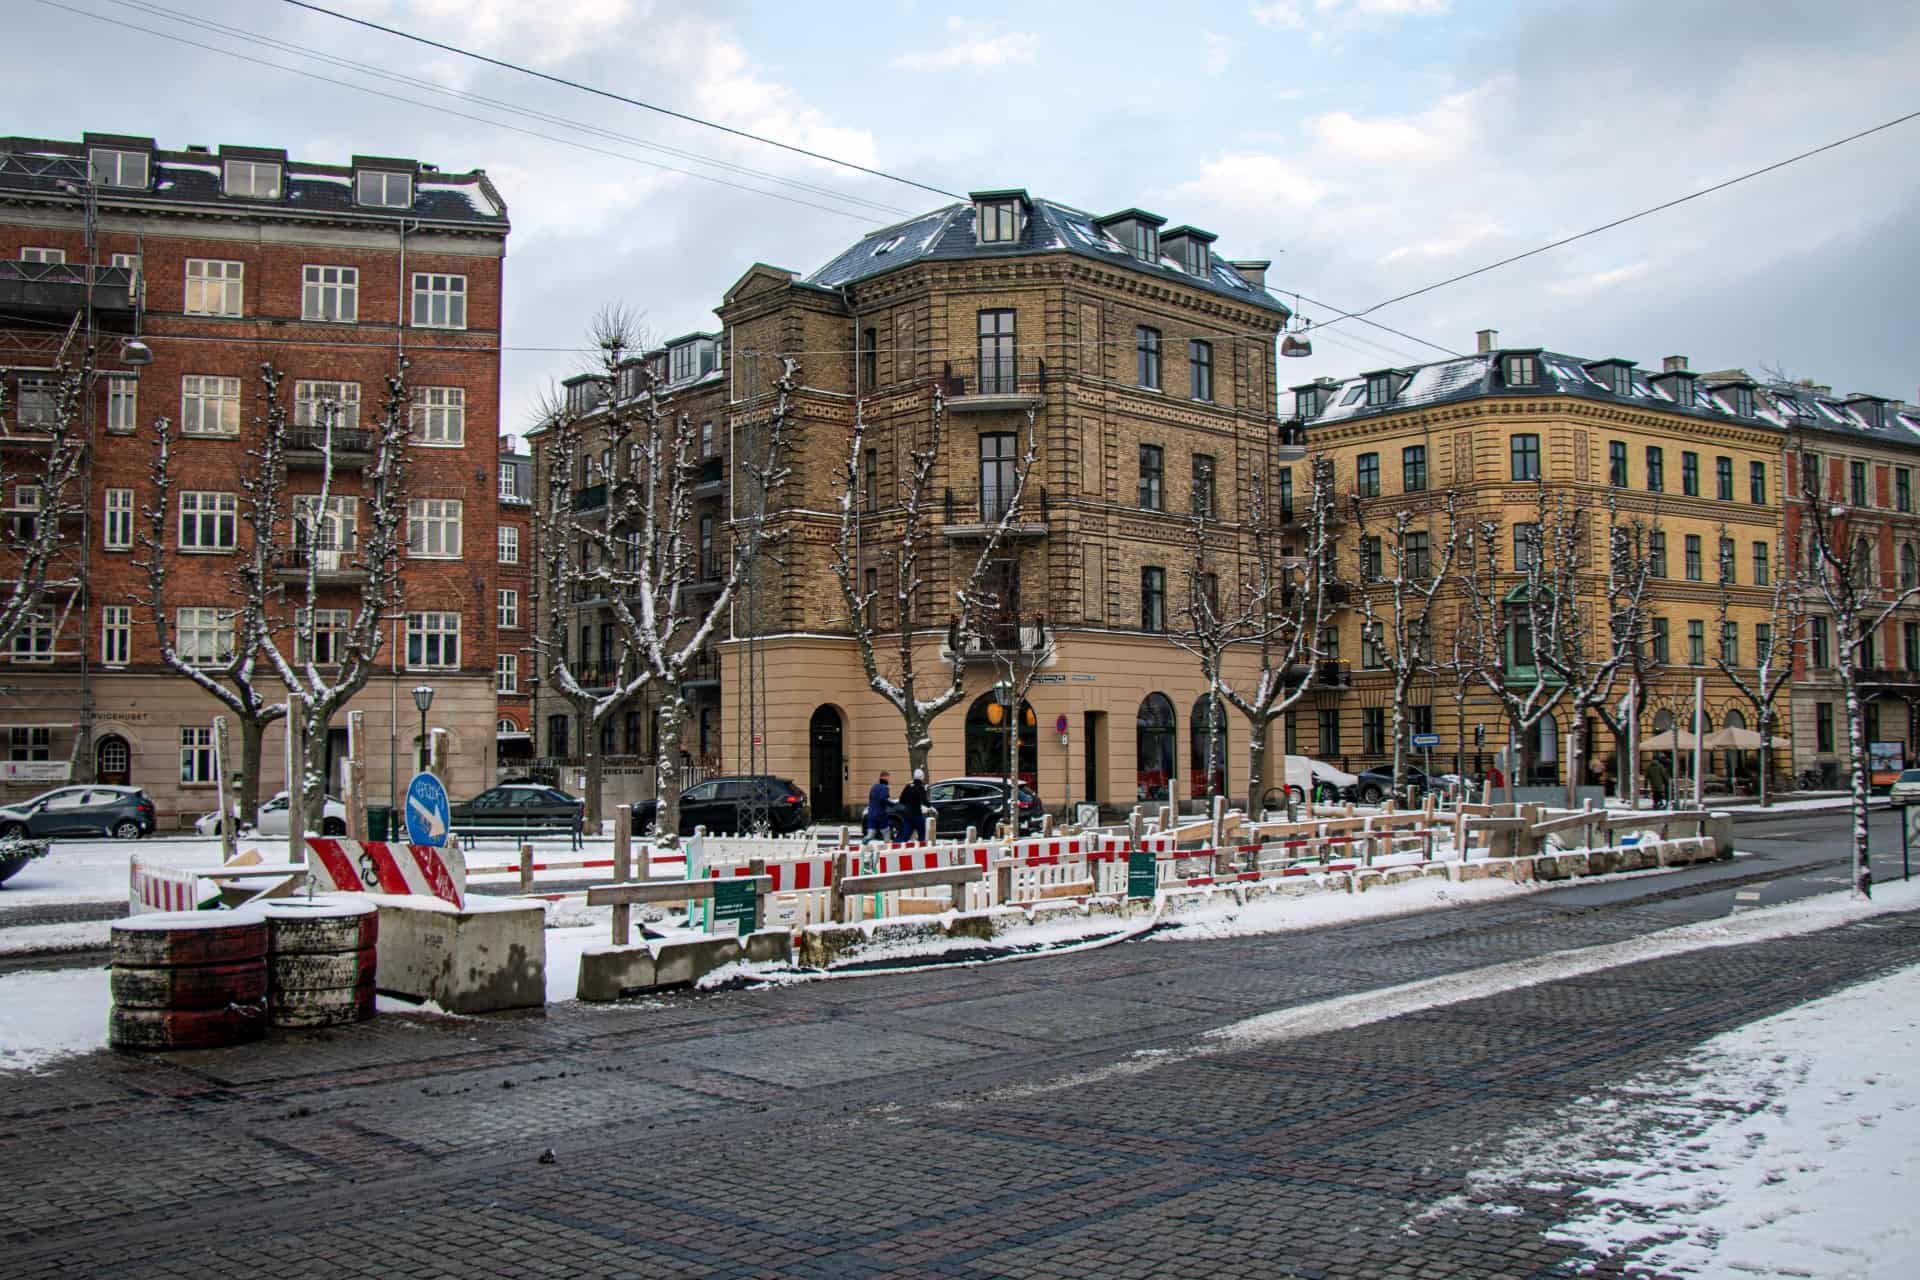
[1890, 769, 1920, 807]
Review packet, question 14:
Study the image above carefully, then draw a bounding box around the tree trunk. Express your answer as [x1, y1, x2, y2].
[1758, 711, 1773, 808]
[1845, 673, 1872, 899]
[583, 734, 605, 836]
[1566, 711, 1583, 808]
[653, 697, 687, 841]
[1454, 694, 1466, 780]
[239, 717, 266, 831]
[1247, 718, 1269, 814]
[1389, 679, 1407, 802]
[906, 710, 932, 778]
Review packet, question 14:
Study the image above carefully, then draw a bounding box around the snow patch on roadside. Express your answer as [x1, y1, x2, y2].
[0, 919, 112, 956]
[0, 966, 108, 1072]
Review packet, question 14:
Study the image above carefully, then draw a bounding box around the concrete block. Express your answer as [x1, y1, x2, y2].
[367, 893, 545, 1015]
[1531, 855, 1569, 882]
[653, 935, 743, 987]
[742, 929, 792, 965]
[798, 925, 864, 969]
[945, 913, 998, 941]
[578, 943, 656, 1001]
[1586, 848, 1621, 876]
[1450, 862, 1492, 882]
[1555, 852, 1590, 879]
[1705, 814, 1735, 857]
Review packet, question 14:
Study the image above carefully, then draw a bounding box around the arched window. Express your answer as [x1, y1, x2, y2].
[95, 734, 130, 783]
[965, 691, 1036, 786]
[496, 717, 517, 734]
[1901, 544, 1917, 590]
[1189, 694, 1228, 798]
[1136, 693, 1176, 802]
[1852, 536, 1874, 588]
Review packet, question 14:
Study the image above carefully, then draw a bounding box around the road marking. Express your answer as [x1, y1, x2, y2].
[1732, 886, 1766, 913]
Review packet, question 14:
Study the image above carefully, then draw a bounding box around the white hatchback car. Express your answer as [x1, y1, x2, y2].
[195, 791, 348, 838]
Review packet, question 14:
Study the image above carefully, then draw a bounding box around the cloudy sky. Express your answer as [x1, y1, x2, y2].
[9, 0, 1918, 429]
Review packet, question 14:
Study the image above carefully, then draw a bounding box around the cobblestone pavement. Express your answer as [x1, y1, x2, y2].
[4, 818, 1919, 1277]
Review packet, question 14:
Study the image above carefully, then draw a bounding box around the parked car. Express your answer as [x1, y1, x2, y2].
[1281, 755, 1359, 805]
[891, 777, 1042, 839]
[194, 791, 348, 838]
[0, 785, 155, 840]
[1353, 765, 1463, 805]
[449, 783, 584, 830]
[1890, 769, 1920, 806]
[634, 776, 811, 836]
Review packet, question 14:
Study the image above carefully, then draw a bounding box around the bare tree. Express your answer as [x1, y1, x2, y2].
[1714, 525, 1804, 808]
[1175, 455, 1338, 810]
[1791, 435, 1917, 897]
[831, 390, 1039, 778]
[0, 347, 93, 656]
[1350, 489, 1460, 799]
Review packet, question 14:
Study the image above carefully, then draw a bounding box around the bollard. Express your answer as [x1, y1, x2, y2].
[1211, 795, 1230, 876]
[519, 843, 534, 895]
[830, 849, 853, 924]
[611, 805, 632, 946]
[748, 857, 767, 932]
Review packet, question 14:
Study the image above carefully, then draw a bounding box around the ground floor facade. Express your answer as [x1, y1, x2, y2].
[0, 670, 497, 829]
[1789, 677, 1920, 786]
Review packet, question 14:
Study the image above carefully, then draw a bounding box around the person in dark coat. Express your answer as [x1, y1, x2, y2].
[899, 769, 929, 842]
[863, 771, 892, 840]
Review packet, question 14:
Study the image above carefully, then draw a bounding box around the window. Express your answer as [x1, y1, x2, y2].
[1504, 354, 1537, 386]
[1906, 622, 1919, 671]
[1409, 704, 1434, 738]
[498, 589, 519, 629]
[107, 377, 137, 434]
[1753, 541, 1770, 586]
[1367, 373, 1394, 406]
[548, 715, 571, 759]
[860, 327, 878, 390]
[1318, 707, 1342, 756]
[1815, 703, 1834, 753]
[101, 606, 130, 665]
[1514, 523, 1541, 572]
[1362, 706, 1386, 755]
[1722, 621, 1740, 666]
[9, 611, 52, 662]
[19, 247, 63, 264]
[184, 259, 243, 316]
[699, 514, 717, 579]
[1361, 622, 1386, 669]
[1406, 531, 1432, 580]
[103, 488, 133, 550]
[1687, 620, 1705, 666]
[1684, 534, 1702, 582]
[1356, 452, 1380, 498]
[1849, 460, 1869, 507]
[1718, 536, 1735, 584]
[1803, 453, 1823, 499]
[1403, 445, 1427, 492]
[89, 148, 148, 188]
[180, 375, 241, 436]
[411, 386, 465, 444]
[1141, 566, 1166, 632]
[1188, 340, 1213, 402]
[356, 169, 412, 208]
[496, 653, 518, 694]
[293, 380, 360, 432]
[1752, 460, 1768, 506]
[1609, 440, 1627, 487]
[1136, 326, 1161, 390]
[1682, 451, 1699, 496]
[1810, 617, 1830, 668]
[301, 265, 358, 322]
[977, 309, 1015, 393]
[498, 525, 519, 564]
[701, 421, 716, 459]
[177, 607, 233, 667]
[1716, 456, 1733, 501]
[180, 727, 216, 784]
[1759, 623, 1775, 667]
[498, 464, 520, 502]
[407, 499, 463, 558]
[406, 612, 461, 669]
[222, 159, 280, 198]
[299, 609, 351, 665]
[1360, 535, 1383, 582]
[1646, 446, 1665, 492]
[1729, 386, 1755, 418]
[1649, 531, 1667, 577]
[1138, 444, 1164, 511]
[411, 273, 467, 329]
[1652, 617, 1670, 665]
[178, 491, 237, 551]
[1278, 467, 1294, 523]
[1510, 434, 1540, 481]
[1318, 626, 1340, 662]
[1191, 454, 1216, 517]
[10, 376, 53, 430]
[977, 199, 1020, 243]
[1862, 627, 1877, 669]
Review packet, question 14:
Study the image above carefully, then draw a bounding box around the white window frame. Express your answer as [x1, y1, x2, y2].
[301, 265, 359, 323]
[13, 375, 57, 428]
[407, 499, 463, 559]
[107, 376, 137, 434]
[178, 491, 238, 552]
[9, 727, 49, 761]
[410, 273, 467, 330]
[176, 607, 234, 668]
[411, 386, 465, 445]
[299, 608, 353, 666]
[180, 375, 241, 436]
[356, 169, 412, 209]
[19, 247, 64, 264]
[293, 380, 361, 432]
[184, 259, 244, 317]
[496, 652, 518, 694]
[405, 612, 461, 670]
[104, 488, 134, 550]
[498, 588, 519, 629]
[89, 148, 149, 189]
[180, 726, 216, 784]
[101, 606, 131, 666]
[498, 463, 519, 500]
[10, 610, 53, 663]
[498, 524, 520, 565]
[222, 159, 281, 199]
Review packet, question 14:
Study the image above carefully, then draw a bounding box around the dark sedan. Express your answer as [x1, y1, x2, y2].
[634, 776, 812, 837]
[0, 785, 156, 840]
[1353, 764, 1461, 805]
[890, 777, 1041, 839]
[449, 783, 584, 830]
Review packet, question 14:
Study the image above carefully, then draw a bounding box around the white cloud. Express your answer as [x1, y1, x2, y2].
[1204, 32, 1239, 75]
[892, 18, 1039, 71]
[408, 0, 638, 69]
[1249, 1, 1307, 28]
[1173, 151, 1332, 211]
[1378, 222, 1504, 264]
[1548, 262, 1651, 296]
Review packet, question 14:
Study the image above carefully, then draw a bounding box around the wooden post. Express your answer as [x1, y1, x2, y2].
[345, 710, 368, 843]
[428, 727, 448, 777]
[1454, 805, 1468, 863]
[1211, 794, 1231, 876]
[748, 857, 767, 932]
[995, 861, 1015, 907]
[285, 692, 305, 869]
[830, 849, 852, 924]
[519, 843, 535, 896]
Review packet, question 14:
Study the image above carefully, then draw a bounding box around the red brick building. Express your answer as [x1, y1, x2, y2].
[0, 131, 509, 825]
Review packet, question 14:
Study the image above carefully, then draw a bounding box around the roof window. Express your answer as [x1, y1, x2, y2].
[1365, 372, 1396, 407]
[1843, 396, 1887, 430]
[1161, 226, 1216, 277]
[973, 192, 1028, 245]
[1096, 209, 1167, 264]
[1585, 359, 1636, 396]
[223, 158, 281, 199]
[874, 234, 905, 255]
[356, 169, 413, 209]
[88, 148, 148, 189]
[1503, 353, 1538, 387]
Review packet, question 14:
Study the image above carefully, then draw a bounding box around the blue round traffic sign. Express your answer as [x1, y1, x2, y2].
[404, 772, 451, 847]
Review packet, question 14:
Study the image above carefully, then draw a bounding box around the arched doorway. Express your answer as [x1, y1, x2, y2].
[808, 706, 844, 821]
[965, 691, 1036, 786]
[95, 734, 130, 786]
[1137, 693, 1176, 802]
[1189, 694, 1227, 799]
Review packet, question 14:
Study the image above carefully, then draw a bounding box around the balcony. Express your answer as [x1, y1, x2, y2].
[572, 482, 607, 513]
[1283, 660, 1351, 690]
[1858, 667, 1920, 689]
[683, 568, 724, 598]
[284, 426, 373, 471]
[680, 649, 721, 690]
[940, 359, 1047, 412]
[945, 614, 1049, 657]
[940, 486, 1049, 539]
[0, 261, 136, 330]
[1276, 422, 1308, 463]
[499, 486, 531, 508]
[269, 538, 366, 585]
[694, 455, 725, 496]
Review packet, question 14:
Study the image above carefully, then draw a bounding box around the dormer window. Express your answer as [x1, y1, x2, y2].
[1609, 366, 1633, 395]
[1672, 377, 1694, 408]
[356, 169, 413, 209]
[1366, 373, 1394, 407]
[223, 159, 281, 199]
[1162, 227, 1216, 277]
[1845, 397, 1887, 430]
[1503, 354, 1538, 387]
[88, 148, 148, 189]
[1126, 222, 1158, 261]
[1295, 386, 1322, 418]
[1728, 386, 1754, 418]
[977, 200, 1021, 243]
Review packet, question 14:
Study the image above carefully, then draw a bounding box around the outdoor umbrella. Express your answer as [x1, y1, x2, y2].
[1703, 725, 1767, 750]
[1639, 728, 1697, 752]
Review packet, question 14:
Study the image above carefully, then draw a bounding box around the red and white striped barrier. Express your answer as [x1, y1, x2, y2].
[128, 856, 217, 914]
[306, 838, 466, 908]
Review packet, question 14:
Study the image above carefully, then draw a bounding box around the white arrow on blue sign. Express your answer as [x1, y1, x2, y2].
[1411, 732, 1442, 748]
[405, 772, 451, 847]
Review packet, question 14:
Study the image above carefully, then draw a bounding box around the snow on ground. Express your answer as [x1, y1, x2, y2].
[0, 966, 108, 1072]
[0, 919, 112, 956]
[1429, 960, 1920, 1278]
[0, 838, 214, 906]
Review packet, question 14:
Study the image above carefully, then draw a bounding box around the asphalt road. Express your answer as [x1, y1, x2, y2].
[3, 808, 1916, 1278]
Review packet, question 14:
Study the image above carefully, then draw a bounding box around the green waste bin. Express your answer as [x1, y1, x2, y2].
[367, 805, 393, 842]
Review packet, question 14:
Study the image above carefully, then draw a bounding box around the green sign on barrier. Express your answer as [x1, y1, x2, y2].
[1127, 847, 1157, 900]
[712, 877, 758, 936]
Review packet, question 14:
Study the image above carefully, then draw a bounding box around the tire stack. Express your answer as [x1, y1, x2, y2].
[260, 898, 378, 1028]
[109, 910, 269, 1051]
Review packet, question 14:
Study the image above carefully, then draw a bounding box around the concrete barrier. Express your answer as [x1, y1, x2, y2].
[579, 929, 792, 1000]
[366, 894, 545, 1014]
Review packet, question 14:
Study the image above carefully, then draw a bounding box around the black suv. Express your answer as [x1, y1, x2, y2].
[636, 775, 811, 836]
[889, 776, 1041, 839]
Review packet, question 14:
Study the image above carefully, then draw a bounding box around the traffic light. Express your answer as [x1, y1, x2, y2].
[1473, 723, 1486, 746]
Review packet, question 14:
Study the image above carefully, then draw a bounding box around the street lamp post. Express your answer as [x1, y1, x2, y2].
[412, 685, 435, 774]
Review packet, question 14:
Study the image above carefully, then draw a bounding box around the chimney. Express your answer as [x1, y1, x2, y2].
[1475, 328, 1499, 354]
[185, 144, 211, 154]
[1230, 259, 1269, 288]
[1662, 355, 1688, 373]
